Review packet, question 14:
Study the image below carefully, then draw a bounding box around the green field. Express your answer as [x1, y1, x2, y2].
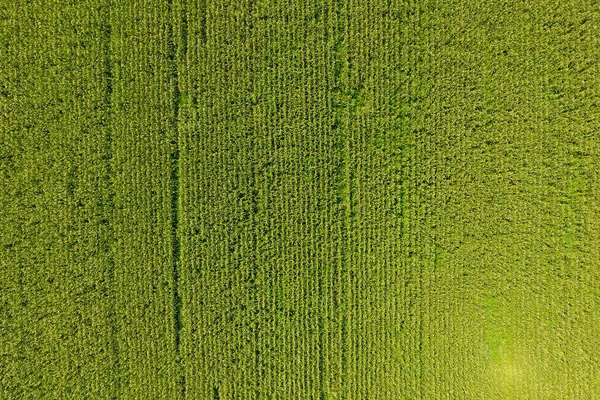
[2, 0, 600, 398]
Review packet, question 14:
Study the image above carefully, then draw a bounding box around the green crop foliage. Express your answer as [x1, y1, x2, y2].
[2, 0, 600, 398]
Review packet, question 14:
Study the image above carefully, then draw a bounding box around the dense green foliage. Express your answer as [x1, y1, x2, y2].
[2, 0, 600, 398]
